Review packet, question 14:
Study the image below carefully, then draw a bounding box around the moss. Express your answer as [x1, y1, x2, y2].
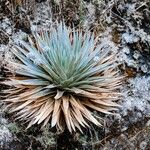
[7, 122, 21, 134]
[36, 125, 56, 149]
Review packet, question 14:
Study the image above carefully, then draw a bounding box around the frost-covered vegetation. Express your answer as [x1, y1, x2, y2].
[0, 0, 150, 149]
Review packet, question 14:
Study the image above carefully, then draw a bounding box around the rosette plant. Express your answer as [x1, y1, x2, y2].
[3, 23, 122, 132]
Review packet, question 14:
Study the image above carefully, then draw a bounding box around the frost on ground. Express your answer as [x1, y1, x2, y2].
[106, 76, 150, 130]
[0, 0, 150, 149]
[92, 76, 150, 150]
[0, 122, 13, 149]
[0, 110, 13, 149]
[122, 76, 150, 116]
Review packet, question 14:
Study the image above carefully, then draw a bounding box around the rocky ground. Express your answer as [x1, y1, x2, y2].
[0, 0, 150, 149]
